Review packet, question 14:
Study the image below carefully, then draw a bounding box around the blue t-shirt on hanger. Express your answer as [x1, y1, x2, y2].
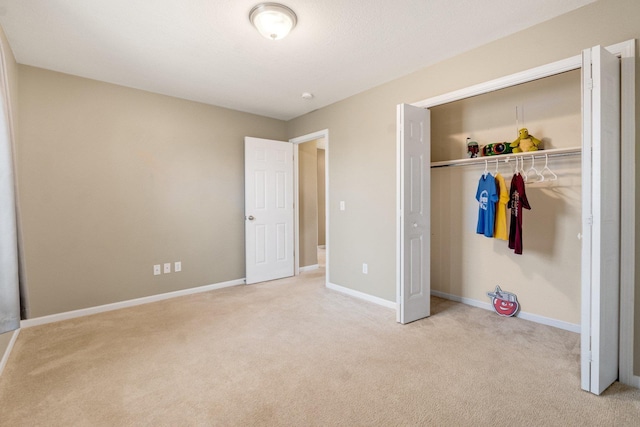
[476, 173, 498, 237]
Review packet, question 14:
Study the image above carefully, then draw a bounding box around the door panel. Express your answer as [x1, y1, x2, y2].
[581, 46, 620, 395]
[410, 236, 423, 295]
[397, 104, 431, 324]
[245, 137, 294, 284]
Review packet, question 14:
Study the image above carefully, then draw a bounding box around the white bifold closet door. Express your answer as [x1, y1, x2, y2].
[397, 104, 431, 324]
[581, 45, 621, 395]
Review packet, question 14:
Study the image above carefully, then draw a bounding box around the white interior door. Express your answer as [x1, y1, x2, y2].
[581, 45, 621, 395]
[245, 137, 294, 285]
[397, 104, 431, 324]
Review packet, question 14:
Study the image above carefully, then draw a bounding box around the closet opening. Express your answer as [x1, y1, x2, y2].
[428, 69, 583, 332]
[397, 39, 637, 395]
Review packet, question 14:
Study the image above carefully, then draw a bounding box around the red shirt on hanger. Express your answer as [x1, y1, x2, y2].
[508, 173, 531, 255]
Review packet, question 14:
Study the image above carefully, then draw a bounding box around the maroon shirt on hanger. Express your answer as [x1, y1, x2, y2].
[508, 173, 531, 255]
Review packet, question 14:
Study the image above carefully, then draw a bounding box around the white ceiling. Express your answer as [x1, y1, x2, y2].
[0, 0, 595, 121]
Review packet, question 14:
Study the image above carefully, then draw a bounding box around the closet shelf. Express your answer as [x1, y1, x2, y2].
[431, 146, 581, 169]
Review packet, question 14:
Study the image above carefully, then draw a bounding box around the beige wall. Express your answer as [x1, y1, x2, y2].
[287, 0, 640, 367]
[298, 140, 318, 267]
[0, 23, 18, 365]
[317, 148, 326, 247]
[17, 66, 287, 317]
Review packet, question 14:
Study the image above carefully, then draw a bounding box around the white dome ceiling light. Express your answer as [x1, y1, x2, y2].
[249, 3, 297, 41]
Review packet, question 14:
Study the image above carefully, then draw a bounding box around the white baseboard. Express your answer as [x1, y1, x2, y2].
[21, 278, 246, 328]
[299, 264, 319, 272]
[0, 329, 20, 378]
[327, 282, 396, 310]
[431, 290, 580, 333]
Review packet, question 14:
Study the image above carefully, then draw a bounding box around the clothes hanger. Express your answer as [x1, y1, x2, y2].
[521, 157, 528, 182]
[514, 156, 524, 179]
[483, 159, 489, 177]
[494, 159, 499, 175]
[518, 156, 524, 175]
[519, 156, 529, 181]
[525, 155, 544, 183]
[540, 154, 558, 181]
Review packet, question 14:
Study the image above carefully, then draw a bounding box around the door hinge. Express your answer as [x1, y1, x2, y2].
[586, 78, 594, 91]
[586, 215, 593, 226]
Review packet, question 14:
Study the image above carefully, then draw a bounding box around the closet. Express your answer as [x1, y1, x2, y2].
[396, 41, 636, 395]
[429, 70, 582, 326]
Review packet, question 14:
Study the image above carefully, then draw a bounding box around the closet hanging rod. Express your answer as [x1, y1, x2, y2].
[430, 146, 581, 169]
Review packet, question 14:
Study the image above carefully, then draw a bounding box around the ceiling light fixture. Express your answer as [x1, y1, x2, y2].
[249, 3, 297, 41]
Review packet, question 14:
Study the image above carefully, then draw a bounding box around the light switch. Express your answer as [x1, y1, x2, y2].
[175, 261, 182, 272]
[163, 263, 171, 274]
[153, 265, 161, 276]
[340, 201, 345, 211]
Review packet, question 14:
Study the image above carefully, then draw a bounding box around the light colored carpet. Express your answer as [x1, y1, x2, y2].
[1, 267, 639, 426]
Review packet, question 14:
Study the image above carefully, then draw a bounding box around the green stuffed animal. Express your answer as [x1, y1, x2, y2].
[510, 128, 541, 153]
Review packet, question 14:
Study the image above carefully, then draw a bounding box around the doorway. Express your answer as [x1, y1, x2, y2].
[290, 130, 329, 286]
[244, 130, 329, 286]
[296, 138, 326, 271]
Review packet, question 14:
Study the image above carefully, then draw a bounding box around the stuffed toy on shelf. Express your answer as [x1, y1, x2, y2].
[510, 128, 542, 153]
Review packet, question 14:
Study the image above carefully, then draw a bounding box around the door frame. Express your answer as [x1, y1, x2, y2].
[289, 129, 330, 284]
[409, 39, 637, 389]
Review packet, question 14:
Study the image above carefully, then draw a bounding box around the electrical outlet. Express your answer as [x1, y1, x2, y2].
[163, 263, 171, 274]
[362, 263, 368, 274]
[174, 261, 182, 272]
[153, 265, 161, 276]
[340, 201, 346, 211]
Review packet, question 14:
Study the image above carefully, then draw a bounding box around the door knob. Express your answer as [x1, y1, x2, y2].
[247, 215, 255, 221]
